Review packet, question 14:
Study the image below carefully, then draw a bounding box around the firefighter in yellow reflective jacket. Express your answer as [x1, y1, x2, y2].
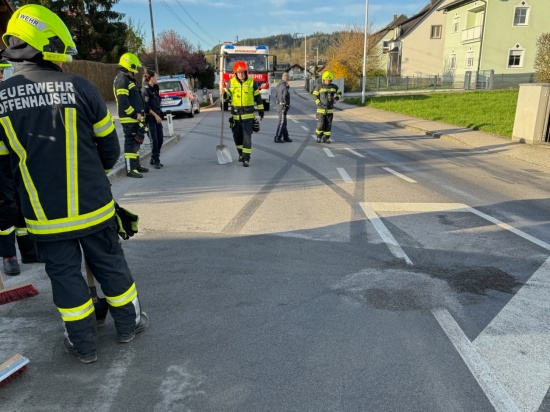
[114, 52, 148, 178]
[0, 4, 148, 364]
[313, 71, 341, 143]
[224, 60, 264, 167]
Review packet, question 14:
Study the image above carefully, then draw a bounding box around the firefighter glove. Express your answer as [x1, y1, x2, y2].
[228, 117, 235, 129]
[114, 203, 139, 240]
[252, 118, 260, 133]
[135, 122, 148, 144]
[258, 111, 264, 120]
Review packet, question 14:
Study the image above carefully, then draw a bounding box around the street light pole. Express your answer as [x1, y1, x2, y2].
[361, 0, 369, 104]
[148, 0, 159, 74]
[315, 47, 319, 65]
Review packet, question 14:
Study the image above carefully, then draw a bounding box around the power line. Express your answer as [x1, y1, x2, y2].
[157, 0, 216, 49]
[174, 0, 219, 45]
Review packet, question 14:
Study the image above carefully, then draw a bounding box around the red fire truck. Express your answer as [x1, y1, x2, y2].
[219, 42, 277, 111]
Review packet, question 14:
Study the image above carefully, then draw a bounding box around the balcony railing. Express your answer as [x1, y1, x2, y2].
[462, 25, 483, 43]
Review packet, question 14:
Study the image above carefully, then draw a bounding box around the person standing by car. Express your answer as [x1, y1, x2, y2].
[142, 70, 164, 169]
[114, 52, 148, 178]
[313, 71, 341, 144]
[0, 4, 148, 363]
[274, 72, 291, 143]
[224, 60, 264, 167]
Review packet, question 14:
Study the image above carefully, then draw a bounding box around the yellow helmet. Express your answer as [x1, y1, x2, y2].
[119, 52, 141, 73]
[2, 4, 77, 63]
[322, 71, 334, 81]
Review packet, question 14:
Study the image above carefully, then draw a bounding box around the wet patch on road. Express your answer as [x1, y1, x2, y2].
[332, 264, 520, 312]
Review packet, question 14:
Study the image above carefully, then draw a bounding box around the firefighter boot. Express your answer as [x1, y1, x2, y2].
[118, 312, 150, 343]
[63, 339, 98, 364]
[3, 256, 21, 276]
[126, 158, 143, 178]
[136, 156, 149, 173]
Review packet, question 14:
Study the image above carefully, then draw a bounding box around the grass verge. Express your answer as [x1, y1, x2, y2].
[344, 90, 519, 138]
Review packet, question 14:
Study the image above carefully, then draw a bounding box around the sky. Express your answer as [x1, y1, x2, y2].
[113, 0, 430, 51]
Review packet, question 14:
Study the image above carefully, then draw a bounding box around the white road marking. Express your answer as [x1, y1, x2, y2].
[433, 308, 521, 412]
[345, 148, 365, 158]
[337, 168, 353, 183]
[291, 119, 299, 123]
[381, 167, 417, 183]
[301, 125, 309, 131]
[366, 201, 550, 411]
[324, 148, 335, 157]
[359, 202, 413, 265]
[473, 256, 550, 412]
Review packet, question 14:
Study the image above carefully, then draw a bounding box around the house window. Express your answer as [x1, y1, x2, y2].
[513, 3, 529, 26]
[465, 51, 475, 68]
[452, 16, 460, 34]
[508, 48, 524, 68]
[449, 53, 457, 70]
[431, 25, 442, 39]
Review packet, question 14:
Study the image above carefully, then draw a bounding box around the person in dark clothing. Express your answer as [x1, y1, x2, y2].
[313, 71, 342, 143]
[0, 4, 148, 364]
[141, 70, 164, 169]
[274, 72, 291, 143]
[114, 52, 148, 178]
[0, 59, 38, 275]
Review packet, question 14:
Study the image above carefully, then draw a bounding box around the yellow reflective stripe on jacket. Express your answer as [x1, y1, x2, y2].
[128, 83, 136, 90]
[0, 116, 47, 220]
[0, 140, 8, 155]
[93, 112, 115, 138]
[232, 113, 255, 120]
[106, 283, 137, 307]
[25, 199, 116, 235]
[65, 108, 78, 218]
[119, 117, 138, 124]
[58, 298, 94, 322]
[0, 226, 15, 235]
[116, 89, 129, 96]
[125, 106, 135, 116]
[15, 227, 28, 236]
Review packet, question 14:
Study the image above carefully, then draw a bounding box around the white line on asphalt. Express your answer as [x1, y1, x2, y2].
[301, 125, 309, 131]
[359, 202, 413, 265]
[337, 168, 353, 183]
[433, 308, 521, 412]
[324, 148, 335, 158]
[382, 167, 417, 183]
[291, 119, 299, 123]
[465, 207, 550, 251]
[345, 148, 365, 158]
[312, 134, 317, 140]
[473, 255, 550, 412]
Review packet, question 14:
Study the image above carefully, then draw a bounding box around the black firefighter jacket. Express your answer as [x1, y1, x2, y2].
[114, 71, 144, 124]
[0, 61, 120, 241]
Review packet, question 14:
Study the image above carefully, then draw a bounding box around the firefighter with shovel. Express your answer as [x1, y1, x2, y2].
[223, 61, 264, 167]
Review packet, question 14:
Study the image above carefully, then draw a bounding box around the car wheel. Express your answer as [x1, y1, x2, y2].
[188, 111, 194, 118]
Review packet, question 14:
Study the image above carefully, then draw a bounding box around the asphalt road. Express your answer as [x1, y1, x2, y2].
[2, 82, 550, 412]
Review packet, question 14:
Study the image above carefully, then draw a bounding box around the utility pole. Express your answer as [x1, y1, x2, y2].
[361, 0, 369, 104]
[148, 0, 159, 74]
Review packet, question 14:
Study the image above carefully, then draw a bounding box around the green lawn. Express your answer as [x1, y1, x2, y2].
[344, 90, 519, 138]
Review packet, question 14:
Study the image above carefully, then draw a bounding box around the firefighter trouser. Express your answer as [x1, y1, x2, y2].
[0, 200, 36, 259]
[232, 119, 253, 161]
[35, 222, 142, 354]
[275, 106, 289, 140]
[316, 112, 334, 140]
[147, 118, 164, 164]
[123, 124, 142, 172]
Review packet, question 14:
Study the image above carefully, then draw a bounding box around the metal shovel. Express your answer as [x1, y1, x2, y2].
[85, 262, 109, 326]
[216, 92, 232, 164]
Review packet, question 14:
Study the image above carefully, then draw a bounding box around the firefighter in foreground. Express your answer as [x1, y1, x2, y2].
[0, 4, 148, 364]
[224, 61, 264, 167]
[313, 71, 342, 143]
[114, 52, 148, 178]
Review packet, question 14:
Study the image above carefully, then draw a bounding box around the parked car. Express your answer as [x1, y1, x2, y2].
[158, 77, 200, 118]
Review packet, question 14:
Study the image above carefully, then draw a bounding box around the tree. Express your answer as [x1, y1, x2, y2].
[12, 0, 129, 63]
[141, 30, 208, 78]
[534, 33, 550, 83]
[125, 17, 146, 57]
[325, 24, 383, 92]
